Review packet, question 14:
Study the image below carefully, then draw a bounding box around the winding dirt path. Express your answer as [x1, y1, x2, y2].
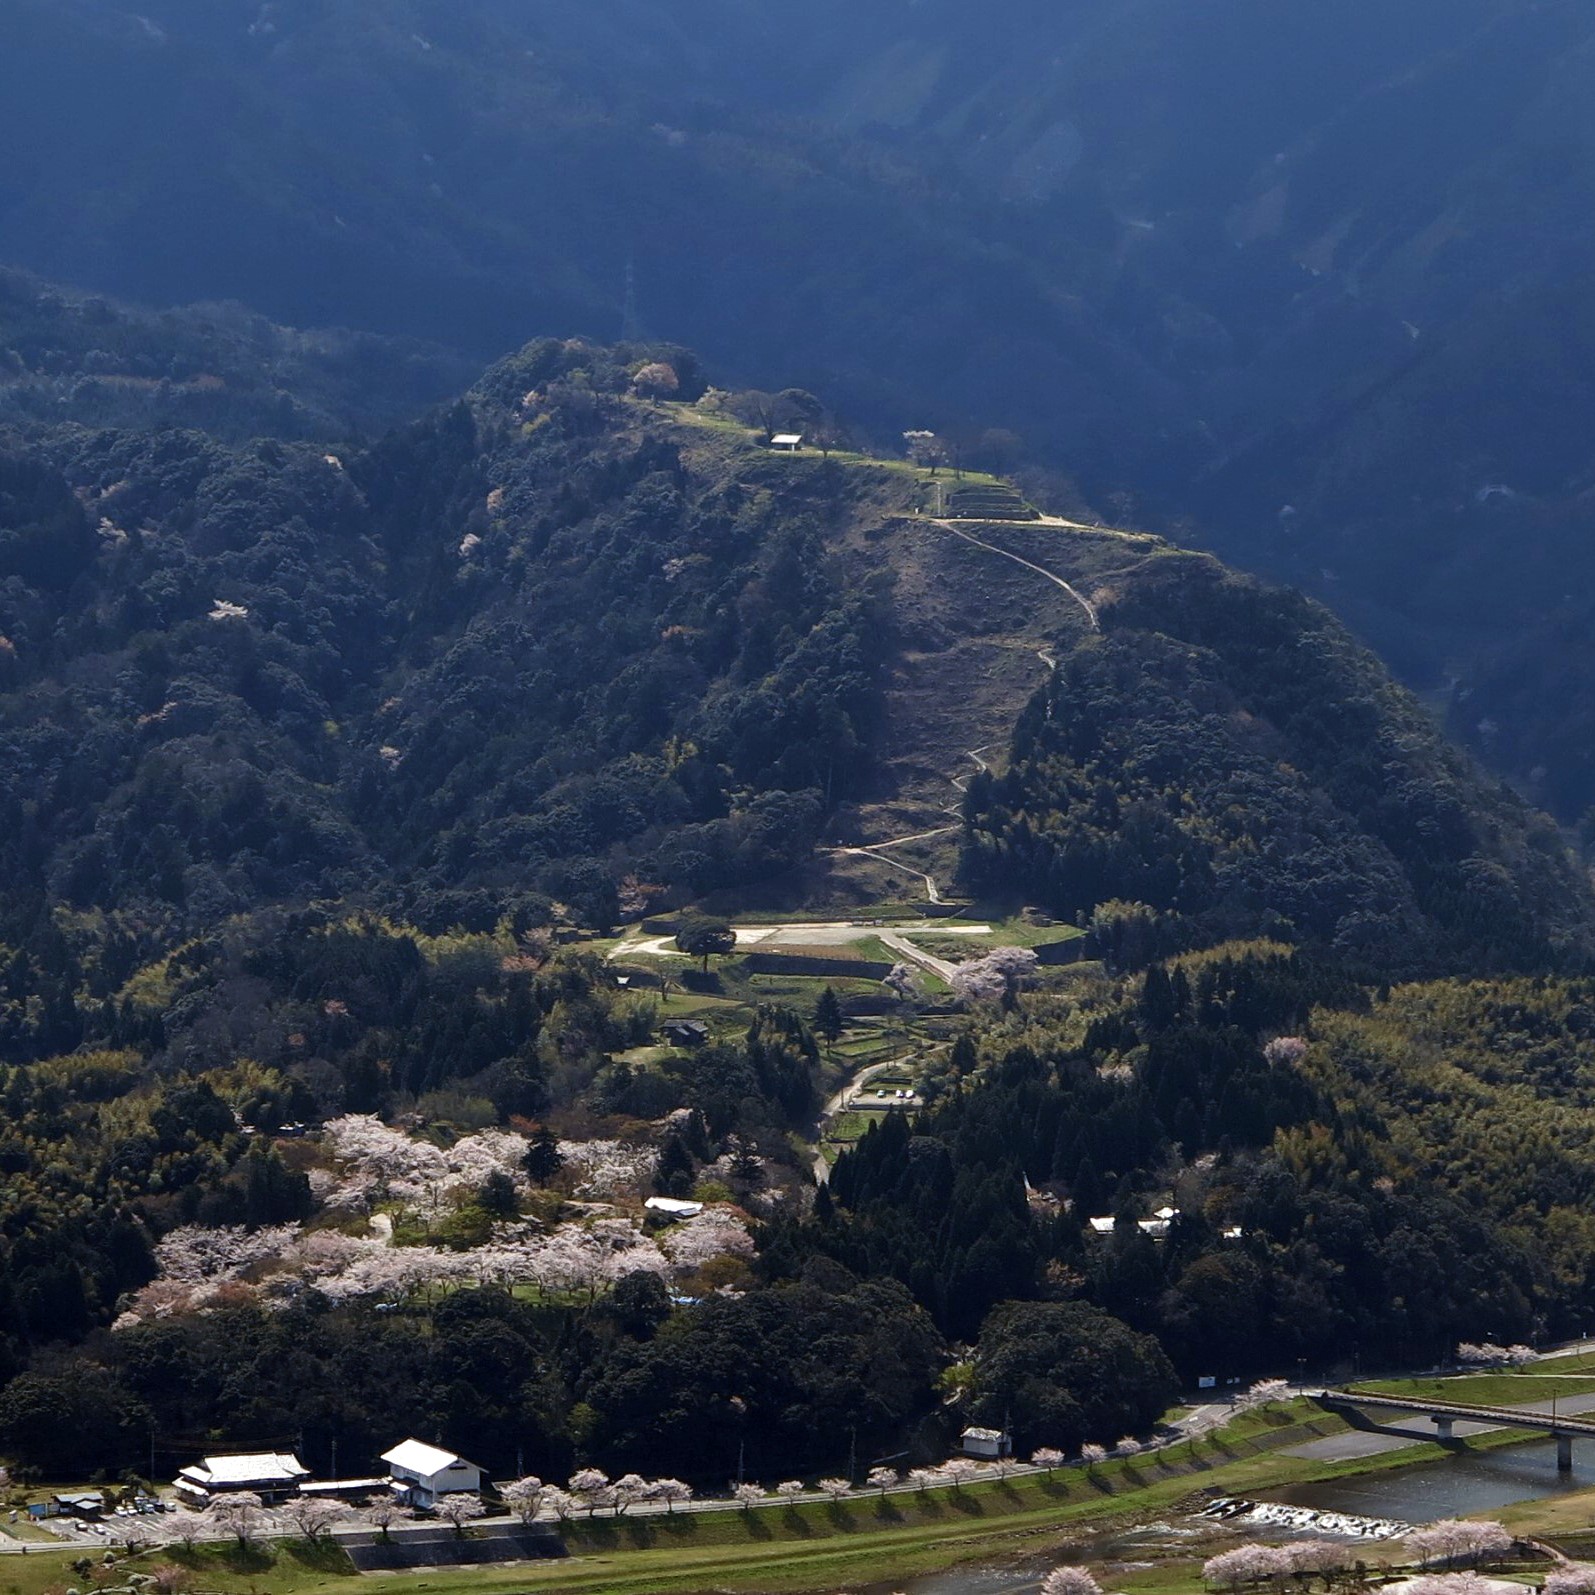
[925, 517, 1101, 630]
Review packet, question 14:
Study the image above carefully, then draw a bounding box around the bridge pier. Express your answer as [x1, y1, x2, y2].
[1432, 1415, 1454, 1441]
[1558, 1433, 1574, 1473]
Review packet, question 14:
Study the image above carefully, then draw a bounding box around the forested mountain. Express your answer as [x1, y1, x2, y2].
[4, 334, 1585, 1028]
[0, 337, 890, 1000]
[2, 325, 1595, 1483]
[0, 267, 471, 441]
[963, 553, 1595, 978]
[11, 0, 1595, 820]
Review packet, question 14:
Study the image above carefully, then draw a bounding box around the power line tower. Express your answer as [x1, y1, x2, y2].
[620, 257, 642, 343]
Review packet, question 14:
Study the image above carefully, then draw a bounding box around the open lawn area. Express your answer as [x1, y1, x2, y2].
[824, 1109, 891, 1142]
[1351, 1369, 1595, 1406]
[658, 403, 1006, 490]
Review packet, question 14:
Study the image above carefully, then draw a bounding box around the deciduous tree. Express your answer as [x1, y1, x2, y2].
[502, 1477, 544, 1525]
[210, 1491, 263, 1547]
[435, 1494, 484, 1536]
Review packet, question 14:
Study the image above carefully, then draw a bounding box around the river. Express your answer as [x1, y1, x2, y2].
[1267, 1435, 1595, 1521]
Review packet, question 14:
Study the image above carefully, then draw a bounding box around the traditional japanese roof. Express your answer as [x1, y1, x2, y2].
[644, 1197, 703, 1218]
[960, 1427, 1007, 1442]
[180, 1452, 308, 1487]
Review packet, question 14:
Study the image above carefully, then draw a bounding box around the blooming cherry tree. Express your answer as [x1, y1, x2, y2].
[364, 1497, 412, 1540]
[611, 1474, 650, 1515]
[210, 1491, 264, 1547]
[569, 1468, 613, 1516]
[1455, 1342, 1534, 1369]
[436, 1494, 485, 1536]
[1545, 1567, 1595, 1595]
[1041, 1569, 1103, 1595]
[950, 947, 1038, 1005]
[1407, 1520, 1512, 1568]
[284, 1497, 346, 1542]
[661, 1208, 755, 1275]
[1202, 1545, 1291, 1589]
[1403, 1576, 1504, 1595]
[652, 1480, 694, 1514]
[1286, 1541, 1351, 1578]
[502, 1477, 544, 1524]
[1237, 1377, 1293, 1408]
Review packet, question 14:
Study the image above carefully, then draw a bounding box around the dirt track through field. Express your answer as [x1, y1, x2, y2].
[926, 517, 1100, 630]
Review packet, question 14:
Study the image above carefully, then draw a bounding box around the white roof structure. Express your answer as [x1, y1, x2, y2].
[771, 433, 803, 447]
[1153, 1205, 1179, 1220]
[1087, 1216, 1115, 1234]
[179, 1453, 308, 1488]
[382, 1439, 471, 1476]
[961, 1427, 1006, 1442]
[644, 1197, 703, 1218]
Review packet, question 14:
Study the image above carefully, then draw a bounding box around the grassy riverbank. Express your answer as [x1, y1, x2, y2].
[0, 1407, 1411, 1595]
[5, 1396, 1592, 1595]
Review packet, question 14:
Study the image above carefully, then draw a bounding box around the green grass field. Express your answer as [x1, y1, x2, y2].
[824, 1108, 892, 1141]
[1352, 1365, 1595, 1407]
[658, 402, 1005, 490]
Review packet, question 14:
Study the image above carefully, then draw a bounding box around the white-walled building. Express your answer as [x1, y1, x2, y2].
[381, 1439, 484, 1508]
[959, 1426, 1012, 1459]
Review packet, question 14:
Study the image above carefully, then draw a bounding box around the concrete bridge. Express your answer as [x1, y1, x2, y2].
[1319, 1387, 1595, 1471]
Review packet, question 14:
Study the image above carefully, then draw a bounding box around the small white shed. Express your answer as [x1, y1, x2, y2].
[381, 1439, 484, 1507]
[960, 1426, 1012, 1459]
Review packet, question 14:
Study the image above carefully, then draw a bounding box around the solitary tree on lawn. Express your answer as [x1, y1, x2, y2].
[675, 917, 736, 973]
